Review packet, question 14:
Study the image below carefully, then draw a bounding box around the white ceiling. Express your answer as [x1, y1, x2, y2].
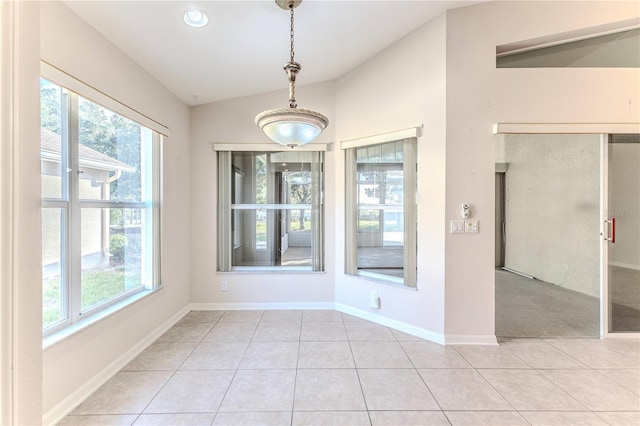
[64, 1, 482, 106]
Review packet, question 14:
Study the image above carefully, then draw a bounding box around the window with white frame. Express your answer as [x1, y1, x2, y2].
[215, 145, 324, 272]
[41, 73, 163, 335]
[343, 130, 417, 287]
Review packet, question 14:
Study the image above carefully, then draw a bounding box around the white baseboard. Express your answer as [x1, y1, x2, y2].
[443, 334, 498, 345]
[334, 303, 446, 345]
[189, 302, 336, 311]
[42, 305, 191, 426]
[335, 304, 498, 346]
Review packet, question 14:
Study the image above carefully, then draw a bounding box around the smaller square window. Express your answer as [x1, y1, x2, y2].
[216, 149, 324, 272]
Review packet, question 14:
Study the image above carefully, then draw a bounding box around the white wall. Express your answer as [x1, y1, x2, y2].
[5, 0, 638, 422]
[0, 1, 43, 423]
[443, 0, 639, 338]
[189, 1, 639, 343]
[189, 81, 337, 305]
[40, 1, 192, 416]
[504, 134, 601, 297]
[333, 0, 639, 342]
[333, 14, 448, 340]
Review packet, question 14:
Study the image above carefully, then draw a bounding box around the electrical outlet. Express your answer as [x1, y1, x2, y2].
[369, 290, 380, 309]
[465, 219, 479, 233]
[221, 281, 228, 292]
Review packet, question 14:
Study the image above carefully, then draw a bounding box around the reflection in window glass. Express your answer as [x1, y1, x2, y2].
[78, 98, 142, 202]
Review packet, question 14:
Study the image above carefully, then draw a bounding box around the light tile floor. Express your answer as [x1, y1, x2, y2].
[60, 310, 640, 426]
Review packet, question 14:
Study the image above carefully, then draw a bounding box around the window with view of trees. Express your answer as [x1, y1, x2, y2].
[216, 149, 324, 272]
[41, 77, 161, 335]
[343, 136, 417, 287]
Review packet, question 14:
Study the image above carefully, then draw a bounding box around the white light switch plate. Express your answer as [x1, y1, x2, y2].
[451, 220, 465, 233]
[465, 219, 479, 233]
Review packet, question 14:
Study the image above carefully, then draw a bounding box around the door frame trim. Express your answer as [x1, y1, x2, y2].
[600, 134, 609, 339]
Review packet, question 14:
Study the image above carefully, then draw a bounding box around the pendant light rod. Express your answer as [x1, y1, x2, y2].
[285, 62, 300, 109]
[284, 1, 300, 109]
[255, 0, 329, 148]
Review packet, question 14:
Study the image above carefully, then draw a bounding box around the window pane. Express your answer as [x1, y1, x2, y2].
[81, 208, 144, 312]
[256, 154, 267, 204]
[255, 208, 267, 250]
[355, 141, 405, 279]
[223, 150, 322, 270]
[42, 208, 65, 328]
[41, 79, 64, 199]
[287, 172, 311, 233]
[41, 73, 161, 335]
[78, 98, 142, 202]
[233, 208, 313, 267]
[358, 209, 380, 232]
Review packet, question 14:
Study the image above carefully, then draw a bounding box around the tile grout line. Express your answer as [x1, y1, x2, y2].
[201, 311, 232, 426]
[397, 335, 451, 425]
[344, 312, 374, 426]
[212, 310, 264, 422]
[290, 314, 304, 425]
[132, 311, 222, 422]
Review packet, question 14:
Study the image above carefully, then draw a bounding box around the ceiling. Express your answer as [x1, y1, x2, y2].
[64, 1, 483, 106]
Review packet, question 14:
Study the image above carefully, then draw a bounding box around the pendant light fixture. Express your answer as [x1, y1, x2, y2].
[255, 0, 329, 148]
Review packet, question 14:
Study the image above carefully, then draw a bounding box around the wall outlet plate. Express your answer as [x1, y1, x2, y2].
[465, 219, 479, 233]
[369, 291, 380, 309]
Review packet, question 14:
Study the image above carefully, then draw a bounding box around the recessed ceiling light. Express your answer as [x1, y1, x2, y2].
[183, 8, 209, 28]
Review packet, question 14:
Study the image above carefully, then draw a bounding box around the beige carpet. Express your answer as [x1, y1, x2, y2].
[495, 270, 600, 338]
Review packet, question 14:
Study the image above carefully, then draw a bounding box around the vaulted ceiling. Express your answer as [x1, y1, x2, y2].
[64, 1, 483, 106]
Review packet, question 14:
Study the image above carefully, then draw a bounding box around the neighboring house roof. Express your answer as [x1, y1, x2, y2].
[41, 127, 137, 173]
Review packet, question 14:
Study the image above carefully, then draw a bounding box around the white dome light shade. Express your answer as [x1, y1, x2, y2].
[183, 8, 209, 28]
[255, 108, 328, 148]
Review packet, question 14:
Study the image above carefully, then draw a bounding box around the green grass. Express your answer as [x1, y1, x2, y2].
[43, 267, 142, 329]
[358, 220, 380, 232]
[43, 276, 63, 327]
[289, 220, 311, 232]
[81, 267, 141, 310]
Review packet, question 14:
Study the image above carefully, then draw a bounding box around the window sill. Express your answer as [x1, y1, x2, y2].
[42, 286, 163, 350]
[349, 271, 418, 290]
[221, 266, 324, 274]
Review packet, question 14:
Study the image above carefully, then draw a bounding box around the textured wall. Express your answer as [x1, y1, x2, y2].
[504, 134, 601, 297]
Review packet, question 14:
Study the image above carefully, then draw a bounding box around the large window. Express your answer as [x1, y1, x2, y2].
[41, 76, 162, 335]
[216, 147, 324, 272]
[343, 132, 417, 287]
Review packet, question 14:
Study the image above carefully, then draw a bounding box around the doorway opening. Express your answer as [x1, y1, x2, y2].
[495, 131, 640, 338]
[495, 133, 601, 338]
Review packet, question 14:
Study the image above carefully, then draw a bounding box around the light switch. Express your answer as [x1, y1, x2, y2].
[465, 219, 479, 233]
[451, 220, 465, 233]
